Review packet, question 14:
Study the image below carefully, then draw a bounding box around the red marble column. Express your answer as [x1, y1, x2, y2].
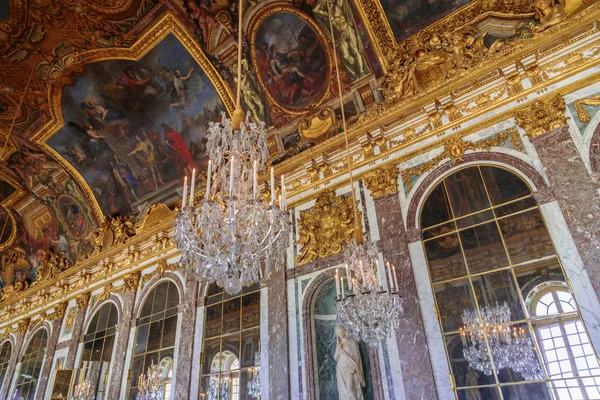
[35, 318, 63, 400]
[64, 308, 88, 369]
[174, 279, 198, 398]
[372, 192, 438, 400]
[107, 289, 137, 400]
[530, 126, 600, 296]
[267, 266, 290, 400]
[0, 334, 24, 399]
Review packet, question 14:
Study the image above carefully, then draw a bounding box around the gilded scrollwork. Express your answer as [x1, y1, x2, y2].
[401, 128, 521, 191]
[295, 190, 361, 265]
[533, 0, 568, 32]
[76, 292, 91, 310]
[16, 318, 31, 335]
[123, 271, 141, 293]
[514, 95, 567, 137]
[48, 301, 69, 321]
[64, 307, 77, 334]
[363, 165, 399, 199]
[574, 95, 600, 123]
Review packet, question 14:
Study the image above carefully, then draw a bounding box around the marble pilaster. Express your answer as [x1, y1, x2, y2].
[174, 279, 198, 398]
[372, 192, 438, 400]
[107, 290, 137, 400]
[530, 126, 600, 298]
[64, 308, 87, 369]
[0, 335, 24, 399]
[267, 265, 290, 400]
[35, 319, 63, 400]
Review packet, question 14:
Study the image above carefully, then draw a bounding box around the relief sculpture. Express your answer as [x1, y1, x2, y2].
[295, 189, 360, 265]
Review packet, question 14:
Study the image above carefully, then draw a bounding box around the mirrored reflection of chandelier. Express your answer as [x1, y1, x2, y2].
[247, 351, 261, 398]
[70, 379, 94, 400]
[207, 375, 231, 400]
[460, 302, 543, 380]
[174, 0, 289, 295]
[136, 361, 164, 400]
[335, 239, 403, 347]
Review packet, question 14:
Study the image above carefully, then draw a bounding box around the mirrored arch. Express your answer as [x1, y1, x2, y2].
[12, 328, 48, 400]
[419, 164, 600, 399]
[0, 340, 11, 392]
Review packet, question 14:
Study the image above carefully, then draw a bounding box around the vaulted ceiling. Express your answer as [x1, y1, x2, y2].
[0, 0, 590, 293]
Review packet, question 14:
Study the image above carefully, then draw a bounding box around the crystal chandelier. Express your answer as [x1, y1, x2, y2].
[460, 302, 543, 380]
[70, 379, 94, 400]
[323, 0, 402, 347]
[335, 239, 403, 347]
[247, 351, 261, 398]
[174, 0, 289, 295]
[136, 361, 164, 400]
[206, 375, 231, 400]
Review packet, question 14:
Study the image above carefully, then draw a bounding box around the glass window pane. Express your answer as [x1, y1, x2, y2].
[500, 383, 552, 400]
[152, 283, 168, 314]
[221, 334, 240, 370]
[495, 197, 537, 218]
[162, 316, 178, 348]
[434, 279, 476, 333]
[421, 183, 452, 228]
[499, 209, 555, 265]
[480, 166, 532, 206]
[424, 233, 467, 282]
[241, 328, 260, 368]
[445, 167, 490, 218]
[446, 333, 497, 387]
[471, 269, 526, 322]
[146, 320, 163, 352]
[203, 338, 221, 375]
[205, 304, 222, 339]
[460, 222, 509, 274]
[457, 387, 502, 400]
[242, 292, 260, 330]
[423, 221, 456, 240]
[222, 298, 241, 334]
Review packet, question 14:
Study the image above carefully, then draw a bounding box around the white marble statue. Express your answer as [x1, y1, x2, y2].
[334, 326, 365, 400]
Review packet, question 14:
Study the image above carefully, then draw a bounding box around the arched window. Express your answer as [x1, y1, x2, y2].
[529, 283, 600, 399]
[0, 341, 11, 390]
[79, 302, 118, 399]
[420, 165, 600, 399]
[127, 281, 179, 400]
[12, 329, 47, 400]
[200, 283, 261, 399]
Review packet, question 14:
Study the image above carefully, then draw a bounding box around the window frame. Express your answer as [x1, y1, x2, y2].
[12, 328, 48, 400]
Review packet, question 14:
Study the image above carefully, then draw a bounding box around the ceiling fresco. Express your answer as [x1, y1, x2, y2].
[0, 0, 591, 297]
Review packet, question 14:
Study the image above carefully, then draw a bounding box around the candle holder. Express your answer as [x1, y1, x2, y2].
[335, 239, 403, 347]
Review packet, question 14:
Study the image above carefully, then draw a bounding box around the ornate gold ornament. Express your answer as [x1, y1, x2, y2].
[34, 250, 71, 283]
[140, 260, 179, 289]
[298, 108, 337, 142]
[76, 292, 91, 311]
[64, 307, 76, 334]
[514, 95, 567, 137]
[574, 94, 600, 123]
[363, 165, 399, 199]
[88, 216, 137, 258]
[48, 301, 69, 321]
[98, 284, 114, 302]
[533, 0, 568, 32]
[401, 128, 521, 191]
[123, 271, 142, 293]
[16, 318, 31, 335]
[295, 189, 361, 265]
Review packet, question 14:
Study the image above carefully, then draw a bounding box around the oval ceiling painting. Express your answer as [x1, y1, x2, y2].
[251, 5, 331, 114]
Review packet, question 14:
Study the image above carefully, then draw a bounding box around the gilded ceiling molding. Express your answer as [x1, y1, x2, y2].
[363, 165, 399, 199]
[76, 292, 91, 311]
[401, 128, 521, 192]
[296, 190, 361, 266]
[514, 94, 567, 137]
[30, 12, 236, 222]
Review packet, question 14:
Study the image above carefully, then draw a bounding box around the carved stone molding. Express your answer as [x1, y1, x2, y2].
[76, 292, 91, 311]
[514, 95, 567, 137]
[123, 271, 142, 293]
[295, 189, 361, 265]
[364, 165, 399, 199]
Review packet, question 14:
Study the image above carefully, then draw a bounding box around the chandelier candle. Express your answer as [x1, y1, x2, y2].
[189, 168, 196, 207]
[205, 160, 211, 200]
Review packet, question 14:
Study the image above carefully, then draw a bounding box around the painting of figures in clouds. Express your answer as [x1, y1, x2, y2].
[48, 34, 227, 216]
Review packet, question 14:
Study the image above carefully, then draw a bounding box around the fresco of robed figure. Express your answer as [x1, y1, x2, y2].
[254, 11, 329, 111]
[48, 34, 227, 216]
[381, 0, 472, 42]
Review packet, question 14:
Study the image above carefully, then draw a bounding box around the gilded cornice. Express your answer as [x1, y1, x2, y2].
[514, 94, 568, 137]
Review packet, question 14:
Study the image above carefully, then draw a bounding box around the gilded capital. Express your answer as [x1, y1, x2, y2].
[49, 301, 69, 321]
[76, 292, 91, 311]
[514, 95, 567, 138]
[124, 271, 142, 293]
[16, 318, 31, 335]
[364, 165, 399, 199]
